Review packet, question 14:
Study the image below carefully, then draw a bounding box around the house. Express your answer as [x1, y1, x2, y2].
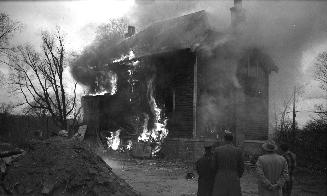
[82, 0, 278, 159]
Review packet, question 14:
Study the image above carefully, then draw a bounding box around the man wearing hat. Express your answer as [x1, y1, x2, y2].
[196, 144, 215, 196]
[211, 131, 244, 196]
[256, 140, 289, 196]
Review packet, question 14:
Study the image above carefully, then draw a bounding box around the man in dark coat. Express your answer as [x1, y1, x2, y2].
[279, 143, 296, 196]
[196, 145, 215, 196]
[212, 132, 244, 196]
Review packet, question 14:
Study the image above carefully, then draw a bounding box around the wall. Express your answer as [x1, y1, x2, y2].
[82, 49, 197, 141]
[235, 49, 270, 141]
[161, 138, 217, 161]
[81, 95, 100, 140]
[157, 49, 196, 138]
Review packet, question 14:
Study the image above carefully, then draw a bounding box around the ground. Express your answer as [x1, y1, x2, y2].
[101, 152, 326, 196]
[0, 138, 138, 196]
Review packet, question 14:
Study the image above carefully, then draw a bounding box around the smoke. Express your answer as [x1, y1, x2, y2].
[69, 18, 127, 93]
[71, 0, 327, 128]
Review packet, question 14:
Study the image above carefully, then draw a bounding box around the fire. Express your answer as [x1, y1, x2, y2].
[88, 70, 118, 96]
[109, 72, 118, 95]
[113, 50, 135, 63]
[106, 129, 121, 150]
[126, 140, 133, 150]
[138, 78, 168, 154]
[138, 114, 150, 141]
[88, 90, 109, 96]
[105, 51, 168, 154]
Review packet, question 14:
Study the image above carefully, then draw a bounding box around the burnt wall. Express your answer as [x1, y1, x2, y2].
[236, 48, 270, 141]
[82, 49, 196, 141]
[195, 47, 270, 142]
[82, 95, 100, 139]
[151, 49, 196, 138]
[195, 47, 238, 139]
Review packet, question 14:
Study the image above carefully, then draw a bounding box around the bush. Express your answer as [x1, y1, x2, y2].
[274, 118, 327, 173]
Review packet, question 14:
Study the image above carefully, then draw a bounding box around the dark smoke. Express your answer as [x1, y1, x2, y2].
[70, 19, 127, 93]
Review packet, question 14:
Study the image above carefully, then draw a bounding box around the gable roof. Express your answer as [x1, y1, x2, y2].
[115, 10, 223, 57]
[110, 10, 277, 73]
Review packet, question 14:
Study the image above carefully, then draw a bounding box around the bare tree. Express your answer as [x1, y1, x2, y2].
[315, 52, 327, 91]
[94, 18, 128, 44]
[314, 52, 327, 117]
[9, 29, 77, 130]
[0, 13, 21, 54]
[0, 13, 21, 85]
[277, 86, 304, 132]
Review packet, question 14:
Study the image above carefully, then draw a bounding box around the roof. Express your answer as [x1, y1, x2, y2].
[115, 10, 223, 57]
[110, 10, 278, 73]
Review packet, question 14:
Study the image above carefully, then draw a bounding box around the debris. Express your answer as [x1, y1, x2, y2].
[0, 142, 25, 175]
[132, 142, 152, 158]
[0, 149, 24, 158]
[185, 172, 195, 179]
[58, 130, 68, 137]
[72, 125, 87, 141]
[1, 137, 139, 196]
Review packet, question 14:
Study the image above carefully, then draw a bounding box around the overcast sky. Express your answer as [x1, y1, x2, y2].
[0, 0, 327, 129]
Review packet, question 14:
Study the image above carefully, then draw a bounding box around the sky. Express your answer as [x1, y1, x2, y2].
[0, 0, 327, 130]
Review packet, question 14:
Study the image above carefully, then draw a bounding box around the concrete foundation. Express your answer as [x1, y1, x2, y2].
[161, 138, 217, 161]
[161, 138, 266, 161]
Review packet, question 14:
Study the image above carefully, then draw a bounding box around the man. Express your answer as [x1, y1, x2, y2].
[211, 132, 244, 196]
[279, 143, 296, 196]
[196, 145, 215, 196]
[212, 134, 221, 150]
[256, 140, 289, 196]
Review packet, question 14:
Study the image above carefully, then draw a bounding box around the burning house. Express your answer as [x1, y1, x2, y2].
[82, 0, 278, 159]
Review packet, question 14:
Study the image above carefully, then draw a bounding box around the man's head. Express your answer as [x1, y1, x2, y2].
[262, 140, 277, 153]
[279, 143, 289, 152]
[204, 146, 212, 155]
[224, 132, 233, 143]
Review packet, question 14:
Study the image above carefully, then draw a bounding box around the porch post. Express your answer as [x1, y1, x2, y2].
[193, 55, 198, 138]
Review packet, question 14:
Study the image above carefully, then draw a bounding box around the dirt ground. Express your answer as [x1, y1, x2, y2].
[1, 138, 138, 196]
[101, 153, 326, 196]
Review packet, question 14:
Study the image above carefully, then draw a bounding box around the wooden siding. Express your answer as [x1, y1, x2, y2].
[162, 50, 196, 138]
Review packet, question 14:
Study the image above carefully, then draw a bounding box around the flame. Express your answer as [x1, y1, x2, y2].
[113, 50, 135, 63]
[88, 71, 117, 96]
[138, 77, 168, 154]
[110, 72, 118, 95]
[106, 129, 121, 150]
[126, 140, 133, 150]
[88, 90, 109, 96]
[138, 114, 150, 141]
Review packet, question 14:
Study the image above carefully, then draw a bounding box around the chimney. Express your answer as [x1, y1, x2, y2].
[125, 26, 135, 38]
[230, 0, 246, 28]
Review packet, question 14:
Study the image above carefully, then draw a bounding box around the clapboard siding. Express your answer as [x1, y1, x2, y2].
[167, 50, 195, 138]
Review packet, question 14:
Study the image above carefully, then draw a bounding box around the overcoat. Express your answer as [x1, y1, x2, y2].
[211, 144, 244, 196]
[196, 154, 215, 196]
[256, 153, 289, 196]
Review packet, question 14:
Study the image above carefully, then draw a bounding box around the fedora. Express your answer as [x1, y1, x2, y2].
[262, 140, 277, 152]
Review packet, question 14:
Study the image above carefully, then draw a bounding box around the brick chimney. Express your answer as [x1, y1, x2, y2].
[230, 0, 246, 28]
[125, 26, 135, 38]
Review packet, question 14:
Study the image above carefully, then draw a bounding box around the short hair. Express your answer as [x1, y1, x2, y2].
[280, 143, 289, 152]
[224, 134, 233, 142]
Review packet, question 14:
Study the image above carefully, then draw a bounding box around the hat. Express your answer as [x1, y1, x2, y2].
[223, 130, 233, 141]
[224, 130, 232, 135]
[262, 140, 277, 152]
